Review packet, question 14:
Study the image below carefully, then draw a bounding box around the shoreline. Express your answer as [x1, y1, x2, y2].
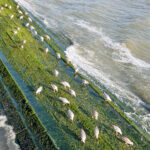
[0, 0, 150, 149]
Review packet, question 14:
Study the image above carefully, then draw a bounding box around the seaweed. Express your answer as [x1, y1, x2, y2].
[37, 132, 56, 150]
[26, 114, 46, 135]
[16, 129, 37, 150]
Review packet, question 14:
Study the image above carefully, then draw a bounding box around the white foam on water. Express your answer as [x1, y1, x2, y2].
[75, 20, 150, 69]
[65, 44, 150, 135]
[0, 115, 20, 150]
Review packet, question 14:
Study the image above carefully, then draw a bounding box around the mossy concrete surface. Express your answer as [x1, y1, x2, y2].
[0, 0, 150, 149]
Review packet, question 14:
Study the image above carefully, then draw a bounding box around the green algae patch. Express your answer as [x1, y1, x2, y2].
[0, 0, 150, 150]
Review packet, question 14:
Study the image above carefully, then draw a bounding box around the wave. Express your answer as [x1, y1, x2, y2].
[0, 115, 20, 150]
[75, 20, 150, 69]
[65, 44, 150, 136]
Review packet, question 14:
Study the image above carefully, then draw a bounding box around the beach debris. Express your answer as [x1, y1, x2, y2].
[18, 10, 23, 14]
[17, 27, 20, 30]
[28, 17, 32, 22]
[92, 109, 98, 120]
[13, 31, 17, 34]
[81, 129, 86, 143]
[45, 34, 50, 40]
[30, 25, 35, 30]
[82, 79, 89, 86]
[68, 109, 74, 121]
[95, 125, 99, 139]
[5, 4, 8, 8]
[25, 23, 30, 27]
[69, 89, 76, 97]
[19, 45, 24, 50]
[56, 52, 61, 59]
[120, 136, 133, 146]
[9, 5, 12, 9]
[40, 36, 44, 42]
[36, 86, 43, 95]
[23, 40, 26, 44]
[60, 81, 70, 89]
[54, 69, 59, 77]
[19, 16, 23, 20]
[59, 97, 70, 105]
[111, 125, 122, 135]
[104, 92, 112, 102]
[50, 84, 58, 92]
[9, 15, 14, 19]
[0, 7, 4, 10]
[45, 48, 49, 54]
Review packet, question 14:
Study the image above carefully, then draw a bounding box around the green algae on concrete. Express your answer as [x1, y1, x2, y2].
[0, 0, 150, 150]
[0, 81, 37, 149]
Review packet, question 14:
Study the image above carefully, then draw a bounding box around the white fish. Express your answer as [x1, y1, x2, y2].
[23, 40, 26, 44]
[111, 125, 122, 135]
[30, 25, 34, 30]
[75, 68, 79, 74]
[19, 16, 23, 20]
[66, 57, 71, 64]
[25, 23, 30, 27]
[81, 129, 86, 143]
[34, 30, 37, 35]
[120, 137, 133, 146]
[95, 126, 99, 139]
[60, 81, 70, 89]
[68, 109, 74, 121]
[5, 4, 8, 8]
[59, 97, 70, 105]
[104, 92, 112, 102]
[45, 34, 50, 40]
[17, 5, 19, 9]
[50, 84, 58, 92]
[17, 27, 20, 30]
[82, 79, 89, 86]
[92, 110, 98, 120]
[54, 69, 59, 77]
[13, 31, 17, 34]
[69, 89, 76, 97]
[45, 48, 49, 54]
[0, 7, 4, 10]
[40, 36, 44, 42]
[18, 10, 23, 14]
[28, 17, 32, 22]
[9, 5, 12, 9]
[36, 86, 43, 95]
[20, 45, 24, 49]
[56, 52, 61, 59]
[9, 15, 14, 19]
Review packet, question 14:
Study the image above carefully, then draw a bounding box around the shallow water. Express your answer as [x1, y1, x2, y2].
[16, 0, 150, 136]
